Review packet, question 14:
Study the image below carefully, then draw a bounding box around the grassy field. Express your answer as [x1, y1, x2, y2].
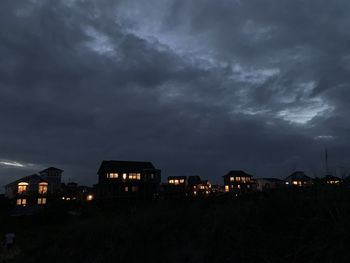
[1, 189, 350, 263]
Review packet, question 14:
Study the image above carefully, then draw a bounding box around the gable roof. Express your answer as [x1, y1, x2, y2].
[5, 174, 47, 188]
[39, 167, 64, 173]
[97, 160, 156, 174]
[285, 171, 312, 181]
[223, 170, 253, 178]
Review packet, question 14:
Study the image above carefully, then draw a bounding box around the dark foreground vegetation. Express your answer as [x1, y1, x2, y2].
[1, 189, 350, 263]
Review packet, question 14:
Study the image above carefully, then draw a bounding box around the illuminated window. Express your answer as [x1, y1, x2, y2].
[18, 182, 28, 194]
[86, 195, 94, 201]
[38, 182, 48, 194]
[292, 181, 298, 185]
[180, 179, 185, 184]
[107, 173, 119, 179]
[230, 177, 234, 182]
[137, 173, 141, 180]
[125, 186, 129, 192]
[128, 173, 141, 180]
[242, 178, 246, 183]
[236, 177, 241, 181]
[225, 185, 229, 192]
[174, 180, 179, 185]
[123, 173, 127, 180]
[237, 185, 241, 189]
[37, 198, 47, 205]
[16, 198, 27, 206]
[169, 179, 174, 184]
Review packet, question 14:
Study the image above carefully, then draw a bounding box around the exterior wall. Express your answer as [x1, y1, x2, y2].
[98, 169, 161, 199]
[223, 175, 253, 193]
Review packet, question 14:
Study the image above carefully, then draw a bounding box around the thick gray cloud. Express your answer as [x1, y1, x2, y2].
[1, 0, 350, 188]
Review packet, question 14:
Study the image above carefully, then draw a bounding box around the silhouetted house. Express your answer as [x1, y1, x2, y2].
[97, 160, 161, 200]
[166, 176, 187, 196]
[223, 170, 253, 193]
[4, 174, 49, 207]
[322, 175, 342, 185]
[39, 167, 63, 193]
[256, 178, 285, 191]
[193, 180, 212, 196]
[285, 171, 313, 187]
[61, 182, 95, 202]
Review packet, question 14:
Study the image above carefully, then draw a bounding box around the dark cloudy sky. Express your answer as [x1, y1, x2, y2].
[1, 0, 350, 188]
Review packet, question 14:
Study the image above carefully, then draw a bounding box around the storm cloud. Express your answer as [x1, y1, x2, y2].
[1, 0, 350, 187]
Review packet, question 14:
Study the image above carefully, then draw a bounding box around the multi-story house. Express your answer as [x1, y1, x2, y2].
[97, 160, 161, 200]
[4, 166, 63, 207]
[285, 171, 313, 187]
[223, 170, 253, 194]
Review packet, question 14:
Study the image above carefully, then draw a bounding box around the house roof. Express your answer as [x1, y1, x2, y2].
[39, 167, 64, 173]
[285, 171, 312, 181]
[323, 174, 342, 181]
[5, 174, 47, 188]
[168, 176, 187, 180]
[97, 160, 156, 174]
[223, 170, 253, 178]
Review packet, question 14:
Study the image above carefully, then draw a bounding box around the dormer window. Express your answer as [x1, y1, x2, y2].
[39, 182, 48, 194]
[18, 182, 29, 194]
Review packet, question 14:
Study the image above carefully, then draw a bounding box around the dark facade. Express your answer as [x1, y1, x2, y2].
[285, 171, 313, 187]
[223, 170, 253, 194]
[255, 178, 285, 191]
[5, 174, 50, 207]
[97, 160, 161, 200]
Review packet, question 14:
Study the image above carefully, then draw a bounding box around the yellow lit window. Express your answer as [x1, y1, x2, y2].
[18, 182, 28, 194]
[123, 173, 127, 180]
[292, 181, 298, 185]
[236, 177, 241, 181]
[169, 179, 174, 184]
[86, 195, 94, 201]
[230, 177, 234, 182]
[180, 179, 185, 184]
[16, 198, 27, 206]
[137, 173, 141, 180]
[125, 186, 129, 192]
[107, 173, 119, 178]
[39, 182, 48, 194]
[242, 178, 246, 183]
[174, 180, 179, 185]
[237, 185, 241, 189]
[38, 198, 47, 205]
[224, 185, 229, 192]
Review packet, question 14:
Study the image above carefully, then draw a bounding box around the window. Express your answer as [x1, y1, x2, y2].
[125, 186, 129, 192]
[39, 182, 48, 194]
[38, 198, 47, 205]
[180, 179, 185, 184]
[169, 179, 174, 184]
[174, 180, 179, 185]
[225, 185, 229, 192]
[236, 177, 241, 181]
[107, 173, 119, 179]
[18, 182, 28, 194]
[230, 177, 234, 182]
[237, 185, 241, 189]
[86, 195, 94, 201]
[123, 173, 127, 180]
[16, 198, 27, 206]
[128, 173, 141, 180]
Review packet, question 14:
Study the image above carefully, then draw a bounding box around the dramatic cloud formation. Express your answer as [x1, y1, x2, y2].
[1, 0, 350, 188]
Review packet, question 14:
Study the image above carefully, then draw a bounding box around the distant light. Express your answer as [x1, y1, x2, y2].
[87, 195, 94, 201]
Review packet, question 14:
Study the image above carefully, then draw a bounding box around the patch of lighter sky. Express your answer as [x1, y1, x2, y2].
[277, 97, 334, 125]
[83, 26, 116, 56]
